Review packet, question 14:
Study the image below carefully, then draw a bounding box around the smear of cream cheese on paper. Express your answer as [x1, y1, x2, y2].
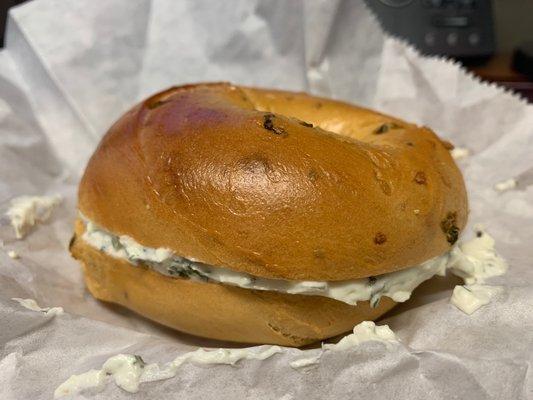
[5, 195, 61, 239]
[12, 298, 64, 316]
[55, 322, 397, 396]
[54, 347, 283, 398]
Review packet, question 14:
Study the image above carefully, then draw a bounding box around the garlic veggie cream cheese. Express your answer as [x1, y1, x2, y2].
[80, 216, 507, 309]
[55, 322, 396, 397]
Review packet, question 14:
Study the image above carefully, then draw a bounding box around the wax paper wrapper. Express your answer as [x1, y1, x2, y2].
[0, 0, 532, 399]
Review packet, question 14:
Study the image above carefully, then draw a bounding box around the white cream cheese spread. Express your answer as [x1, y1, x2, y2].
[54, 347, 282, 398]
[11, 298, 64, 316]
[450, 284, 503, 315]
[80, 218, 449, 307]
[447, 227, 508, 285]
[80, 217, 506, 307]
[289, 354, 322, 370]
[446, 226, 507, 314]
[6, 195, 61, 239]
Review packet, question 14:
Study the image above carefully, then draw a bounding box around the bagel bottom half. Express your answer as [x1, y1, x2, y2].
[70, 221, 396, 347]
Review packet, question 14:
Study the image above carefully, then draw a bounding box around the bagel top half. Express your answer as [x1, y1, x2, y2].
[78, 82, 467, 281]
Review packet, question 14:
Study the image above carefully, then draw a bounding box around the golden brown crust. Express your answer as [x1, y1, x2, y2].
[78, 82, 467, 281]
[71, 220, 396, 346]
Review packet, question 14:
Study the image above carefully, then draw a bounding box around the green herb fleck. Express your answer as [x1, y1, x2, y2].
[133, 355, 145, 368]
[370, 295, 381, 308]
[111, 236, 122, 251]
[168, 262, 209, 282]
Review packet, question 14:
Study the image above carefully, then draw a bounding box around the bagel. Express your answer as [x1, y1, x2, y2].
[72, 82, 468, 346]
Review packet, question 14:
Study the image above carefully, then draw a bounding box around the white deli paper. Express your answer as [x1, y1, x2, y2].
[1, 1, 532, 399]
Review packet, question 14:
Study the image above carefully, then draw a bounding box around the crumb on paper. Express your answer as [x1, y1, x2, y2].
[5, 194, 62, 239]
[7, 250, 19, 259]
[451, 147, 470, 160]
[494, 178, 517, 192]
[12, 298, 64, 316]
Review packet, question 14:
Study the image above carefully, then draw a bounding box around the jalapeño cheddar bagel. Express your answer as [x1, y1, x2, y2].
[70, 82, 468, 346]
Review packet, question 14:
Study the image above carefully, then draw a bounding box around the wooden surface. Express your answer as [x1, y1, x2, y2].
[469, 54, 533, 102]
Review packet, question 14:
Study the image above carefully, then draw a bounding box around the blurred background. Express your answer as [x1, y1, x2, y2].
[1, 0, 532, 101]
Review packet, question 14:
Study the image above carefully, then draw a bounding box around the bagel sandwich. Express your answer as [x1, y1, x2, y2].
[70, 82, 468, 347]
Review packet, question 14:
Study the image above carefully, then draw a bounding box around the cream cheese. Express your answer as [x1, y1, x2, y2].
[6, 195, 61, 239]
[322, 321, 398, 351]
[54, 354, 145, 398]
[55, 322, 398, 395]
[446, 226, 507, 314]
[290, 321, 398, 370]
[289, 353, 322, 370]
[447, 227, 508, 285]
[450, 284, 503, 315]
[81, 218, 507, 307]
[12, 298, 64, 316]
[81, 217, 451, 307]
[55, 347, 282, 398]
